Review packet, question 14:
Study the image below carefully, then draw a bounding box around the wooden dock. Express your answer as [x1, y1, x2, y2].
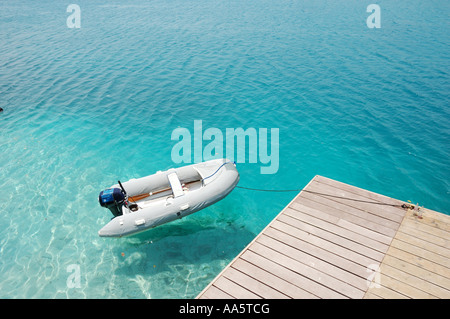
[197, 175, 450, 299]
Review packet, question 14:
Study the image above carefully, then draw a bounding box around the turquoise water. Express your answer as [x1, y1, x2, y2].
[0, 0, 449, 298]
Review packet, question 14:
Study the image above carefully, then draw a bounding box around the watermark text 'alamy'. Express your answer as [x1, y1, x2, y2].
[171, 120, 279, 174]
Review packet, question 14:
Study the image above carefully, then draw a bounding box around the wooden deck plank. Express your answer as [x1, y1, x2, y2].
[421, 208, 450, 224]
[285, 206, 390, 254]
[239, 250, 323, 299]
[278, 212, 386, 261]
[397, 223, 448, 248]
[363, 291, 383, 299]
[404, 209, 450, 232]
[289, 202, 392, 249]
[263, 226, 371, 279]
[256, 233, 368, 292]
[377, 268, 438, 299]
[365, 284, 409, 299]
[402, 213, 450, 239]
[364, 206, 450, 299]
[213, 276, 261, 299]
[394, 231, 450, 258]
[295, 193, 399, 236]
[197, 175, 450, 299]
[336, 218, 393, 245]
[382, 254, 450, 291]
[231, 258, 318, 299]
[297, 190, 402, 231]
[221, 267, 289, 299]
[271, 219, 380, 267]
[385, 246, 450, 278]
[380, 263, 450, 298]
[313, 176, 406, 210]
[390, 238, 450, 268]
[249, 241, 350, 298]
[200, 285, 235, 299]
[305, 180, 405, 223]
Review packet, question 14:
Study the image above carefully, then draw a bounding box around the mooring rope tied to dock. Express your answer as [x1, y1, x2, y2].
[236, 185, 413, 209]
[196, 162, 413, 209]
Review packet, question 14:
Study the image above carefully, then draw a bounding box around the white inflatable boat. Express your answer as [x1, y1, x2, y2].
[98, 159, 239, 237]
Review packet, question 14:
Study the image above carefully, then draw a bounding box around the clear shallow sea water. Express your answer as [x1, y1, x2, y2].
[0, 0, 449, 298]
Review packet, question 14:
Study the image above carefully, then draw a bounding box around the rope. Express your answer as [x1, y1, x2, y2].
[201, 162, 413, 209]
[236, 185, 411, 208]
[202, 161, 233, 180]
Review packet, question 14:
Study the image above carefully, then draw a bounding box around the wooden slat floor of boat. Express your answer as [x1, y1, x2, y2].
[196, 175, 450, 299]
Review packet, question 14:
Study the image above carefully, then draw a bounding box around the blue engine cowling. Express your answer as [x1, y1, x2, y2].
[99, 188, 125, 217]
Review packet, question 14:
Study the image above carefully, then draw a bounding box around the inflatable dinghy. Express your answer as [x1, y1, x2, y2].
[98, 159, 239, 237]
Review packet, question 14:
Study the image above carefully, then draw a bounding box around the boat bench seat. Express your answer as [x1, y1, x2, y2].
[167, 172, 184, 198]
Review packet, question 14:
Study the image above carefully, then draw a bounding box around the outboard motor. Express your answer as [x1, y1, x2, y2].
[99, 188, 125, 217]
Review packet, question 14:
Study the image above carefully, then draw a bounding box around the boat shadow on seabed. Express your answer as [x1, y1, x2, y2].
[111, 205, 256, 280]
